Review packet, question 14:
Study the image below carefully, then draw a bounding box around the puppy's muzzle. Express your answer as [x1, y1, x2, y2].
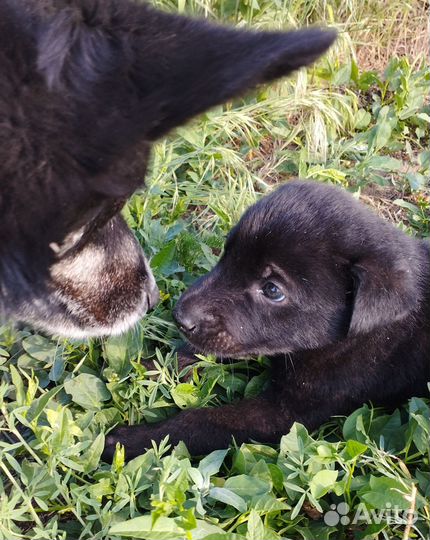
[173, 303, 216, 337]
[173, 306, 199, 335]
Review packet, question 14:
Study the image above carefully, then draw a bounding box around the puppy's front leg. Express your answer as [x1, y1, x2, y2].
[102, 394, 289, 461]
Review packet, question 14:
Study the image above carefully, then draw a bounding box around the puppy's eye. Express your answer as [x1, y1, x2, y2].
[261, 282, 285, 302]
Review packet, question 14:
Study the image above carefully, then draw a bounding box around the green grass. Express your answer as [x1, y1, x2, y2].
[1, 0, 429, 539]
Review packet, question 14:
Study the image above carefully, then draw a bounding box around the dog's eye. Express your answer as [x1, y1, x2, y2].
[261, 282, 285, 302]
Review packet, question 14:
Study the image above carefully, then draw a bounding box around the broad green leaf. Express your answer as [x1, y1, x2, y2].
[357, 70, 380, 91]
[408, 398, 430, 454]
[361, 476, 411, 510]
[177, 126, 206, 148]
[406, 172, 427, 190]
[189, 467, 204, 489]
[9, 365, 25, 406]
[87, 477, 114, 501]
[64, 374, 111, 411]
[209, 487, 247, 512]
[176, 508, 197, 532]
[244, 373, 267, 398]
[280, 423, 311, 455]
[366, 409, 405, 451]
[171, 383, 200, 408]
[399, 95, 425, 120]
[418, 150, 430, 170]
[343, 405, 371, 441]
[109, 515, 184, 539]
[224, 475, 271, 499]
[409, 396, 430, 421]
[344, 440, 368, 460]
[17, 353, 43, 370]
[192, 521, 231, 540]
[46, 407, 82, 448]
[94, 407, 122, 427]
[268, 464, 284, 493]
[22, 335, 56, 363]
[49, 355, 65, 382]
[250, 493, 290, 512]
[416, 112, 430, 123]
[151, 240, 184, 276]
[246, 510, 265, 540]
[27, 386, 62, 422]
[332, 62, 352, 86]
[59, 456, 85, 472]
[364, 155, 403, 171]
[83, 433, 105, 473]
[217, 373, 247, 394]
[103, 333, 134, 377]
[309, 470, 338, 499]
[249, 460, 272, 486]
[354, 108, 371, 130]
[232, 445, 257, 475]
[368, 105, 394, 152]
[199, 449, 229, 478]
[415, 470, 430, 498]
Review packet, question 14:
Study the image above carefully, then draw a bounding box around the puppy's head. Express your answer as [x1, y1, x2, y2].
[0, 1, 336, 337]
[174, 181, 424, 356]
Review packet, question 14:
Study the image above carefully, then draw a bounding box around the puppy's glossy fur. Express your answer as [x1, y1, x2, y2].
[0, 0, 335, 337]
[104, 181, 430, 460]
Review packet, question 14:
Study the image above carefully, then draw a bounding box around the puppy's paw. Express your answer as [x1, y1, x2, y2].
[101, 433, 118, 463]
[175, 343, 203, 381]
[102, 425, 156, 463]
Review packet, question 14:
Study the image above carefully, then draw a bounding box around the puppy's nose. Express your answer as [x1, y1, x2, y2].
[173, 307, 198, 335]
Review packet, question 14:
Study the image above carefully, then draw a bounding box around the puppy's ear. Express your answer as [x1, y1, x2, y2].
[349, 255, 419, 336]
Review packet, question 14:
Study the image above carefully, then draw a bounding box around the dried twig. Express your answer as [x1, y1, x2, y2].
[403, 484, 418, 540]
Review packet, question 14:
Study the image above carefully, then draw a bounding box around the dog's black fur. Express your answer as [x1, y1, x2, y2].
[104, 181, 430, 460]
[0, 0, 335, 337]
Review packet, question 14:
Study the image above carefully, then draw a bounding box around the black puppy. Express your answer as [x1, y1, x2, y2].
[104, 181, 430, 460]
[0, 0, 335, 337]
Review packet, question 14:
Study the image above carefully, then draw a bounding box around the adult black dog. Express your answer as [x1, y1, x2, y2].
[104, 181, 430, 460]
[0, 0, 335, 337]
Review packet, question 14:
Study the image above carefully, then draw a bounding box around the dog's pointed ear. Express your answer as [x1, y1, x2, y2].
[140, 24, 337, 139]
[249, 27, 339, 83]
[348, 253, 420, 336]
[35, 3, 335, 149]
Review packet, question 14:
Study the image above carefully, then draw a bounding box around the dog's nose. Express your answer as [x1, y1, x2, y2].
[173, 307, 198, 335]
[148, 284, 160, 311]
